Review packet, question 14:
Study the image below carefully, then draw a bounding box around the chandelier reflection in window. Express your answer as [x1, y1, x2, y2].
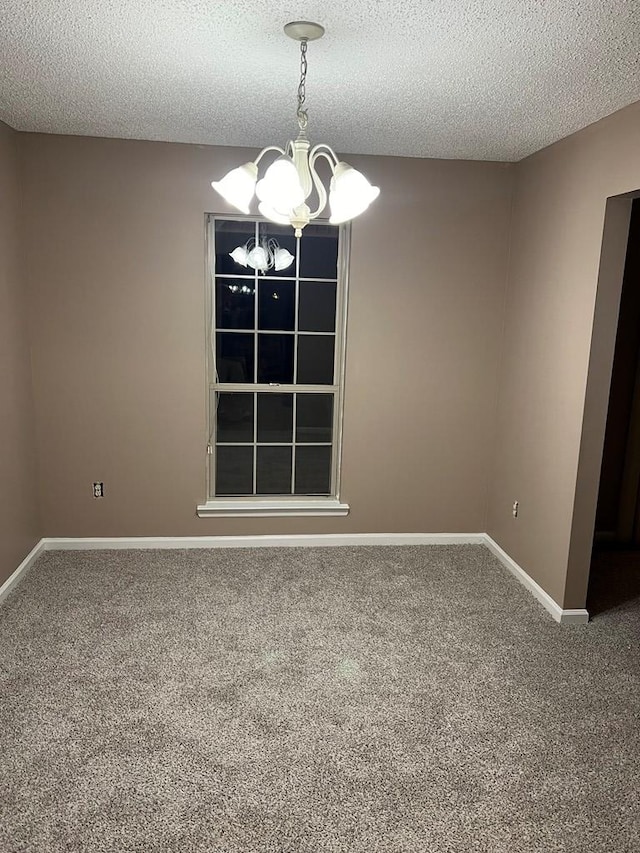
[229, 237, 294, 274]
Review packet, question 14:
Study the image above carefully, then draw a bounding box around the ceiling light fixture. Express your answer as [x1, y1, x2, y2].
[211, 21, 380, 237]
[229, 237, 294, 273]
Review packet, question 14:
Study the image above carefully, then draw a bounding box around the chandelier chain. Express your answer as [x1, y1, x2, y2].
[297, 39, 308, 131]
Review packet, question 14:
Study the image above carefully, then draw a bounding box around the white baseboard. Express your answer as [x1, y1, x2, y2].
[1, 533, 588, 625]
[483, 535, 589, 625]
[42, 533, 486, 550]
[0, 539, 46, 605]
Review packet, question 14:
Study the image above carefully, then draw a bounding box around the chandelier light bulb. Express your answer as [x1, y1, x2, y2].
[211, 162, 258, 214]
[210, 23, 379, 234]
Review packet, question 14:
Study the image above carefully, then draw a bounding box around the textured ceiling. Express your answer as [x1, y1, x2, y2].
[1, 1, 639, 161]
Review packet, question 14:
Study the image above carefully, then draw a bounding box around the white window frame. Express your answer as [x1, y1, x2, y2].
[197, 214, 350, 518]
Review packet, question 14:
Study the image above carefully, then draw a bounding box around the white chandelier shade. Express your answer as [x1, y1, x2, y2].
[257, 202, 291, 226]
[328, 162, 381, 225]
[211, 22, 379, 237]
[211, 162, 259, 215]
[256, 156, 306, 214]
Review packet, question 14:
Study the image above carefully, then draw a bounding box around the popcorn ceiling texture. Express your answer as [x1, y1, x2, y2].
[1, 1, 639, 161]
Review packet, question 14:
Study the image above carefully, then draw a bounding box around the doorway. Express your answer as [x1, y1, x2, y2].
[589, 199, 640, 613]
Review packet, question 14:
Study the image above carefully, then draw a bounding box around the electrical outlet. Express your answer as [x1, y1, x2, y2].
[93, 482, 104, 498]
[512, 500, 519, 518]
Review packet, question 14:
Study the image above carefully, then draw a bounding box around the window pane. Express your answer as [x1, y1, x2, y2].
[216, 333, 254, 383]
[216, 392, 253, 442]
[257, 334, 294, 384]
[296, 394, 333, 443]
[298, 282, 336, 332]
[295, 446, 332, 494]
[258, 222, 297, 277]
[215, 220, 256, 276]
[216, 445, 253, 495]
[215, 279, 255, 329]
[210, 217, 345, 503]
[297, 335, 335, 384]
[258, 281, 295, 331]
[299, 223, 338, 279]
[257, 393, 293, 442]
[257, 446, 292, 494]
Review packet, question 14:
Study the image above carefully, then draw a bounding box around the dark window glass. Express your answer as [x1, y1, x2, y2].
[258, 222, 297, 277]
[295, 446, 332, 494]
[257, 393, 293, 442]
[216, 446, 253, 495]
[297, 335, 335, 384]
[212, 218, 343, 500]
[256, 446, 292, 494]
[215, 221, 256, 276]
[215, 279, 255, 330]
[298, 281, 336, 332]
[299, 223, 338, 279]
[216, 333, 254, 383]
[257, 334, 294, 384]
[216, 393, 253, 442]
[258, 281, 295, 331]
[296, 394, 333, 443]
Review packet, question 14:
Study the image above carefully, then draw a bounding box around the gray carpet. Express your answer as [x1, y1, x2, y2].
[1, 545, 639, 852]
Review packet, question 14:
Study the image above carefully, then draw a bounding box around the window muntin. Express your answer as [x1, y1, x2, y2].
[207, 217, 347, 502]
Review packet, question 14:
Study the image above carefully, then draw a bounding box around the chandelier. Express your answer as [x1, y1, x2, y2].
[211, 21, 380, 237]
[229, 237, 294, 273]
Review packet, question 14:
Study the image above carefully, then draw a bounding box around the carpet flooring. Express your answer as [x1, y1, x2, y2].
[1, 545, 639, 852]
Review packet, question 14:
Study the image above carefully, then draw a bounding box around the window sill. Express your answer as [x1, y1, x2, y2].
[197, 499, 350, 518]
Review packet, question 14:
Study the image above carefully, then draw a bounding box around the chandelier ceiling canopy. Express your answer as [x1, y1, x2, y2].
[211, 22, 380, 237]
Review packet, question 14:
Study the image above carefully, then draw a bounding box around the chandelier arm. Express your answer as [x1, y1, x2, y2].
[307, 148, 335, 218]
[254, 145, 287, 166]
[309, 142, 340, 168]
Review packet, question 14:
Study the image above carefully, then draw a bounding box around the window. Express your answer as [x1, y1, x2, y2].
[197, 217, 350, 517]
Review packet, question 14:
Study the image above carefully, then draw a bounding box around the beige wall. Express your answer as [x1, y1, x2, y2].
[0, 121, 40, 584]
[487, 102, 640, 608]
[20, 133, 513, 539]
[8, 104, 640, 609]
